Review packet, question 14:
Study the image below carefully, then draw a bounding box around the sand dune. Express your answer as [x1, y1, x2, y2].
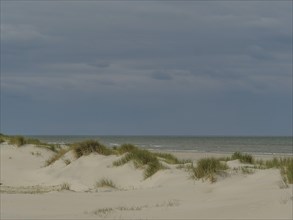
[1, 142, 292, 219]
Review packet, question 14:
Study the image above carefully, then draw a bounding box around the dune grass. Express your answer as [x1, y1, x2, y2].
[284, 160, 293, 184]
[25, 138, 60, 152]
[40, 144, 61, 153]
[3, 134, 292, 184]
[191, 157, 228, 182]
[241, 166, 255, 174]
[116, 143, 138, 154]
[60, 182, 71, 191]
[113, 147, 158, 167]
[64, 159, 71, 165]
[2, 134, 61, 152]
[96, 178, 117, 188]
[144, 160, 165, 178]
[229, 153, 293, 184]
[154, 152, 181, 164]
[231, 152, 254, 164]
[113, 147, 167, 179]
[93, 208, 114, 217]
[8, 136, 26, 147]
[0, 133, 6, 143]
[45, 148, 71, 166]
[72, 140, 114, 158]
[45, 140, 115, 166]
[262, 157, 293, 184]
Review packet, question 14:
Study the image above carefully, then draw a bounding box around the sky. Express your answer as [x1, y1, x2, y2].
[0, 1, 292, 136]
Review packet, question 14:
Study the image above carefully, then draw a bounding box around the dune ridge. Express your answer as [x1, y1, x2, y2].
[0, 139, 292, 219]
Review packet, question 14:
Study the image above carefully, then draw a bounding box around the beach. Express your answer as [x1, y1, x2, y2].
[1, 142, 292, 219]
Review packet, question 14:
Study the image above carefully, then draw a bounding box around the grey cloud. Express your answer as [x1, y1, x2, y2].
[151, 71, 173, 81]
[246, 45, 275, 61]
[88, 61, 111, 69]
[40, 63, 99, 74]
[1, 1, 292, 135]
[1, 24, 48, 43]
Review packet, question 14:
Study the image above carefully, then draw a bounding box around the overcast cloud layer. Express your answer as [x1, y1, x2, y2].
[1, 1, 292, 135]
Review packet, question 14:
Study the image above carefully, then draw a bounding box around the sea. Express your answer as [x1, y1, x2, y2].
[28, 136, 293, 155]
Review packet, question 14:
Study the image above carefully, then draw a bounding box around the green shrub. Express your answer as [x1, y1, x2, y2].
[72, 140, 113, 158]
[191, 157, 228, 182]
[231, 152, 254, 164]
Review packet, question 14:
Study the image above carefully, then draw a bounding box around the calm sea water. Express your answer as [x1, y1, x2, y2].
[29, 136, 293, 155]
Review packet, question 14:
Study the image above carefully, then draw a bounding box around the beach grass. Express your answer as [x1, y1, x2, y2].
[230, 153, 293, 184]
[64, 159, 71, 165]
[144, 160, 165, 179]
[0, 133, 6, 143]
[93, 208, 114, 217]
[2, 134, 292, 184]
[43, 139, 184, 178]
[60, 182, 71, 191]
[72, 140, 114, 158]
[154, 152, 181, 164]
[231, 152, 254, 164]
[241, 166, 255, 174]
[191, 157, 228, 182]
[113, 149, 157, 167]
[96, 178, 117, 188]
[8, 136, 26, 147]
[2, 135, 61, 152]
[262, 157, 293, 184]
[116, 143, 138, 154]
[46, 140, 117, 166]
[285, 160, 293, 184]
[45, 148, 71, 166]
[113, 148, 166, 178]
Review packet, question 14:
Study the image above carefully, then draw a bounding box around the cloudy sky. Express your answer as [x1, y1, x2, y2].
[1, 1, 292, 136]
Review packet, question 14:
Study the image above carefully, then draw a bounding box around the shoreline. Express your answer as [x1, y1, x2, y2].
[16, 135, 293, 155]
[149, 148, 293, 161]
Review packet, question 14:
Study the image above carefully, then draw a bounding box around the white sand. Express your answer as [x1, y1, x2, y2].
[1, 143, 292, 219]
